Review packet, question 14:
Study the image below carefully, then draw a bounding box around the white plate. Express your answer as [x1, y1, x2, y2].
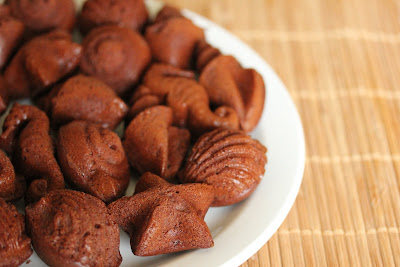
[13, 3, 306, 267]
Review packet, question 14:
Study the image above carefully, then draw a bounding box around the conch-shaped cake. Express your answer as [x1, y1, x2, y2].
[123, 105, 190, 181]
[25, 189, 122, 267]
[108, 172, 214, 256]
[79, 0, 148, 34]
[0, 103, 64, 203]
[80, 25, 151, 96]
[47, 75, 128, 129]
[0, 198, 32, 267]
[57, 121, 130, 203]
[145, 6, 204, 69]
[199, 55, 266, 132]
[0, 76, 8, 115]
[0, 150, 25, 202]
[7, 0, 76, 33]
[132, 63, 239, 136]
[180, 128, 267, 206]
[4, 30, 82, 99]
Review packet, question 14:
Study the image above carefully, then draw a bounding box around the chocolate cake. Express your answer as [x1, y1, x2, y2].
[57, 121, 130, 203]
[180, 128, 267, 206]
[108, 172, 214, 256]
[79, 0, 148, 34]
[0, 150, 25, 202]
[48, 75, 128, 129]
[0, 14, 24, 70]
[0, 104, 64, 203]
[4, 30, 81, 99]
[199, 55, 266, 132]
[25, 189, 122, 267]
[0, 198, 32, 267]
[80, 25, 151, 96]
[123, 106, 190, 181]
[7, 0, 76, 33]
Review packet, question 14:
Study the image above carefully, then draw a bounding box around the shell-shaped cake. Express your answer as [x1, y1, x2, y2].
[199, 55, 266, 132]
[57, 121, 130, 203]
[49, 75, 128, 129]
[25, 189, 122, 267]
[4, 30, 82, 99]
[139, 64, 239, 136]
[0, 198, 32, 267]
[0, 150, 25, 202]
[108, 172, 214, 256]
[0, 103, 64, 203]
[123, 105, 190, 181]
[180, 128, 267, 206]
[7, 0, 76, 33]
[79, 0, 148, 34]
[145, 7, 204, 69]
[80, 25, 151, 96]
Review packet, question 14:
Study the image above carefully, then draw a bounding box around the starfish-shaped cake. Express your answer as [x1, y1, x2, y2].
[108, 172, 215, 256]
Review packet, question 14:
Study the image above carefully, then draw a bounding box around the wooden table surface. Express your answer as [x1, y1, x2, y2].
[163, 0, 400, 266]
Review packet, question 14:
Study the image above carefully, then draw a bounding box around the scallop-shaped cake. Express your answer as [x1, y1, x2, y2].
[25, 189, 122, 267]
[180, 128, 267, 206]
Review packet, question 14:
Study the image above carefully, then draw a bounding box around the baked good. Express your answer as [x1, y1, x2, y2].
[7, 0, 75, 33]
[79, 0, 148, 34]
[57, 121, 130, 203]
[180, 128, 267, 206]
[194, 40, 221, 72]
[126, 85, 162, 122]
[4, 30, 82, 99]
[199, 55, 266, 132]
[139, 63, 239, 136]
[0, 150, 25, 202]
[25, 189, 122, 267]
[0, 198, 32, 267]
[80, 25, 151, 96]
[48, 75, 128, 129]
[108, 172, 214, 256]
[145, 7, 204, 69]
[0, 14, 24, 70]
[123, 106, 190, 181]
[0, 103, 64, 203]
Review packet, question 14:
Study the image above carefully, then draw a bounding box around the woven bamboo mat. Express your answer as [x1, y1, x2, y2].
[163, 0, 400, 266]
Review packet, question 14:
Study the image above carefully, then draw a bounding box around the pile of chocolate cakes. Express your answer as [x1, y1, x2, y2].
[0, 0, 268, 266]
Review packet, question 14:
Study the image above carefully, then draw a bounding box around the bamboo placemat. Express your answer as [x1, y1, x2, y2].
[163, 0, 400, 266]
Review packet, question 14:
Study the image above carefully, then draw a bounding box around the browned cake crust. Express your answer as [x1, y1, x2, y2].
[80, 25, 151, 96]
[108, 172, 214, 256]
[134, 63, 239, 136]
[0, 14, 24, 70]
[123, 106, 190, 181]
[79, 0, 148, 34]
[0, 150, 25, 202]
[4, 30, 81, 99]
[57, 121, 130, 203]
[25, 189, 122, 267]
[0, 103, 64, 203]
[199, 55, 266, 132]
[0, 198, 32, 267]
[180, 128, 267, 206]
[7, 0, 76, 33]
[145, 9, 205, 69]
[49, 75, 128, 129]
